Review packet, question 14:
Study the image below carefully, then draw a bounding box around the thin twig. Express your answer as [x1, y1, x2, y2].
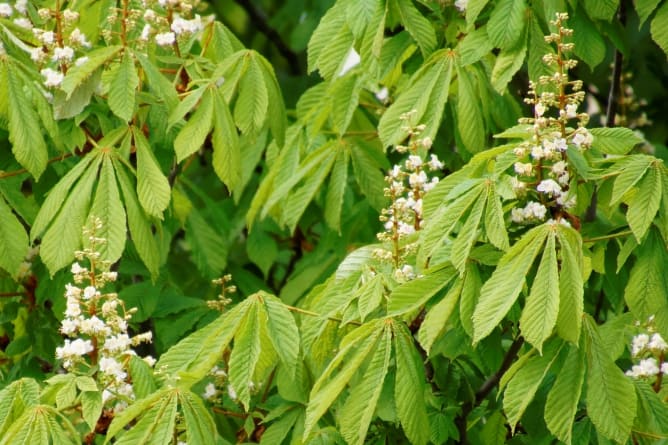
[583, 230, 633, 243]
[283, 304, 361, 326]
[0, 292, 27, 298]
[0, 153, 74, 179]
[211, 407, 248, 419]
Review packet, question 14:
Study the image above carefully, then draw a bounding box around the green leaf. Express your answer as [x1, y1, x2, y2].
[113, 391, 178, 445]
[491, 33, 527, 93]
[388, 265, 458, 316]
[185, 207, 227, 278]
[324, 147, 349, 231]
[155, 301, 249, 384]
[520, 231, 559, 352]
[108, 51, 138, 121]
[81, 391, 103, 431]
[633, 381, 668, 445]
[627, 165, 662, 242]
[393, 0, 437, 56]
[179, 390, 219, 445]
[418, 277, 463, 354]
[0, 196, 28, 278]
[129, 356, 157, 400]
[487, 0, 526, 50]
[174, 88, 214, 162]
[134, 128, 171, 219]
[6, 64, 48, 179]
[350, 141, 387, 211]
[456, 66, 486, 154]
[330, 74, 363, 135]
[61, 45, 122, 96]
[473, 223, 549, 343]
[583, 315, 637, 443]
[393, 322, 430, 445]
[229, 303, 262, 410]
[545, 345, 585, 445]
[307, 2, 347, 74]
[211, 87, 241, 191]
[555, 225, 584, 344]
[584, 0, 619, 21]
[451, 187, 486, 273]
[133, 51, 179, 110]
[41, 156, 101, 275]
[466, 0, 490, 26]
[357, 274, 384, 321]
[114, 162, 161, 278]
[104, 389, 170, 442]
[234, 54, 269, 134]
[504, 340, 562, 432]
[0, 378, 40, 437]
[571, 8, 607, 69]
[256, 55, 287, 146]
[88, 156, 126, 263]
[304, 320, 384, 438]
[610, 155, 653, 205]
[636, 0, 662, 26]
[263, 293, 301, 378]
[340, 325, 391, 445]
[484, 182, 510, 251]
[590, 127, 643, 155]
[31, 155, 97, 241]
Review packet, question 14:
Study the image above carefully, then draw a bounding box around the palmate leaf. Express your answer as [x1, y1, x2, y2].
[6, 63, 48, 179]
[211, 86, 241, 191]
[417, 277, 463, 354]
[155, 300, 250, 385]
[583, 315, 637, 444]
[304, 319, 385, 439]
[456, 65, 486, 154]
[88, 155, 126, 263]
[555, 225, 584, 344]
[113, 161, 161, 278]
[627, 164, 662, 242]
[307, 1, 347, 74]
[109, 389, 178, 445]
[108, 51, 138, 121]
[487, 0, 527, 50]
[234, 53, 269, 135]
[503, 339, 563, 432]
[609, 155, 654, 205]
[133, 128, 171, 219]
[350, 140, 387, 211]
[356, 274, 384, 321]
[179, 391, 219, 445]
[263, 292, 301, 378]
[388, 264, 458, 316]
[174, 88, 214, 162]
[392, 0, 437, 56]
[40, 155, 101, 275]
[0, 378, 40, 437]
[393, 321, 429, 445]
[473, 223, 549, 343]
[544, 344, 585, 445]
[519, 230, 559, 352]
[450, 187, 486, 273]
[0, 196, 28, 278]
[0, 405, 77, 445]
[340, 324, 391, 445]
[590, 127, 643, 155]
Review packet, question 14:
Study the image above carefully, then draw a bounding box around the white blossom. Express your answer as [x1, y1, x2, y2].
[83, 286, 98, 300]
[626, 358, 660, 378]
[14, 18, 32, 29]
[140, 24, 152, 41]
[171, 15, 203, 35]
[537, 179, 562, 197]
[648, 333, 668, 352]
[338, 47, 360, 76]
[203, 383, 217, 400]
[100, 357, 127, 381]
[15, 0, 27, 14]
[551, 161, 567, 176]
[535, 102, 546, 117]
[155, 32, 176, 46]
[56, 338, 94, 359]
[514, 162, 533, 176]
[0, 3, 12, 17]
[75, 56, 89, 67]
[454, 0, 468, 12]
[565, 103, 578, 118]
[52, 46, 75, 63]
[428, 154, 443, 170]
[69, 28, 91, 47]
[39, 31, 56, 45]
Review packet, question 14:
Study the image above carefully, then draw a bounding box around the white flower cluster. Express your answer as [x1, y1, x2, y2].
[510, 13, 589, 225]
[138, 0, 208, 48]
[626, 317, 668, 380]
[375, 111, 443, 279]
[56, 219, 154, 413]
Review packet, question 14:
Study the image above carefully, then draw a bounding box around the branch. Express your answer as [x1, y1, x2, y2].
[232, 0, 302, 75]
[455, 336, 525, 444]
[0, 153, 74, 179]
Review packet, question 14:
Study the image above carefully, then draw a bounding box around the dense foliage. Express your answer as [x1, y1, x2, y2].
[1, 0, 668, 443]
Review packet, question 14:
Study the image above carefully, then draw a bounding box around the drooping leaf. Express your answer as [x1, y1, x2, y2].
[392, 0, 437, 56]
[88, 156, 126, 263]
[179, 390, 219, 445]
[234, 54, 269, 135]
[417, 277, 463, 354]
[626, 165, 662, 242]
[590, 127, 643, 155]
[487, 0, 527, 50]
[263, 293, 301, 378]
[555, 225, 584, 344]
[473, 223, 549, 343]
[133, 128, 171, 219]
[174, 88, 214, 162]
[545, 345, 586, 445]
[583, 315, 637, 444]
[388, 264, 458, 316]
[108, 51, 139, 121]
[0, 196, 29, 278]
[211, 87, 241, 192]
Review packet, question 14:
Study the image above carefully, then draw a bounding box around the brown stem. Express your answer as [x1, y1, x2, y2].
[211, 407, 248, 419]
[0, 153, 74, 179]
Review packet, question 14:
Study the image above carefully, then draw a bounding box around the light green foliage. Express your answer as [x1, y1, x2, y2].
[1, 1, 668, 444]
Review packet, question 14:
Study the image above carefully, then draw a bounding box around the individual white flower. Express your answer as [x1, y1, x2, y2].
[428, 154, 443, 170]
[30, 47, 45, 63]
[15, 0, 27, 14]
[100, 357, 127, 381]
[102, 271, 118, 282]
[406, 155, 423, 170]
[171, 15, 203, 35]
[155, 32, 176, 46]
[37, 8, 50, 20]
[565, 103, 578, 118]
[143, 355, 156, 367]
[537, 179, 562, 197]
[69, 28, 90, 48]
[524, 201, 548, 220]
[648, 333, 668, 352]
[203, 382, 217, 400]
[71, 262, 87, 275]
[572, 130, 593, 149]
[65, 300, 82, 318]
[423, 177, 439, 192]
[409, 171, 428, 188]
[397, 221, 415, 236]
[514, 162, 533, 176]
[227, 384, 237, 400]
[551, 161, 567, 176]
[554, 138, 568, 152]
[83, 286, 98, 300]
[535, 102, 546, 117]
[375, 87, 389, 103]
[628, 358, 660, 378]
[56, 338, 94, 359]
[14, 18, 32, 29]
[140, 24, 152, 41]
[52, 46, 75, 63]
[421, 137, 433, 149]
[556, 171, 570, 186]
[662, 362, 668, 375]
[0, 3, 12, 17]
[39, 31, 56, 45]
[62, 9, 79, 22]
[104, 334, 132, 352]
[454, 0, 468, 12]
[530, 145, 544, 159]
[74, 56, 89, 67]
[80, 316, 110, 335]
[144, 9, 157, 21]
[60, 318, 79, 336]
